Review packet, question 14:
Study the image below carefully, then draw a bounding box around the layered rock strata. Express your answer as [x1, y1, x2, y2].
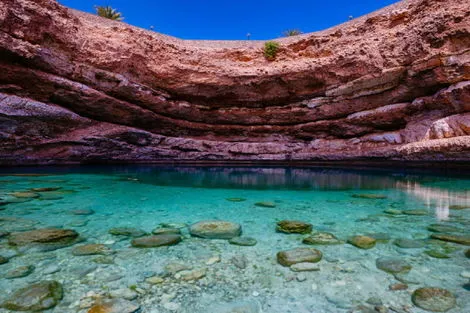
[0, 0, 469, 164]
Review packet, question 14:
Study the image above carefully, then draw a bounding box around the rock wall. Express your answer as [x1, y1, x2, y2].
[0, 0, 469, 164]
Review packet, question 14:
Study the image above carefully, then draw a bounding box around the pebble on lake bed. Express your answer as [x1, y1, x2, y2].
[189, 220, 242, 239]
[277, 248, 322, 266]
[347, 235, 376, 249]
[131, 235, 181, 248]
[87, 298, 140, 313]
[2, 280, 63, 311]
[229, 236, 257, 246]
[376, 257, 412, 274]
[302, 232, 342, 245]
[72, 244, 114, 256]
[276, 220, 313, 234]
[254, 201, 276, 208]
[411, 287, 456, 312]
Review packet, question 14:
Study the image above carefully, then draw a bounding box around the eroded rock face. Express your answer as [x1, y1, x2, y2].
[0, 0, 469, 164]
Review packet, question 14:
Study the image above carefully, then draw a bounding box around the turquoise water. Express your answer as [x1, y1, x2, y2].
[0, 166, 469, 313]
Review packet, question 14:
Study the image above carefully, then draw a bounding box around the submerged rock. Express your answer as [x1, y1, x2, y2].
[10, 191, 40, 199]
[72, 244, 114, 256]
[465, 249, 470, 258]
[30, 187, 61, 192]
[425, 250, 450, 259]
[277, 248, 322, 266]
[431, 233, 470, 246]
[351, 194, 387, 199]
[131, 234, 181, 248]
[383, 209, 403, 215]
[87, 299, 140, 313]
[276, 220, 313, 234]
[347, 235, 376, 249]
[303, 232, 342, 245]
[189, 220, 241, 239]
[178, 268, 207, 281]
[226, 197, 246, 202]
[0, 255, 8, 264]
[394, 238, 426, 249]
[159, 222, 188, 229]
[70, 209, 95, 215]
[411, 287, 456, 312]
[2, 280, 63, 311]
[427, 224, 462, 233]
[403, 209, 428, 216]
[254, 202, 276, 208]
[8, 228, 79, 250]
[376, 257, 412, 274]
[229, 236, 257, 246]
[449, 204, 470, 210]
[108, 227, 146, 238]
[151, 227, 181, 235]
[6, 265, 35, 279]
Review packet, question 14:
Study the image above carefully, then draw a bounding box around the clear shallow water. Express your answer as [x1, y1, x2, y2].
[0, 166, 469, 313]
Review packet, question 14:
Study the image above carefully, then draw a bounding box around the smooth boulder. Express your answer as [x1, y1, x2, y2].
[411, 287, 456, 312]
[190, 220, 241, 239]
[427, 224, 462, 233]
[303, 232, 342, 245]
[2, 280, 63, 311]
[6, 265, 35, 279]
[151, 227, 181, 235]
[276, 220, 312, 234]
[72, 244, 113, 256]
[131, 234, 181, 248]
[376, 257, 412, 274]
[277, 248, 322, 267]
[229, 236, 257, 246]
[394, 238, 426, 249]
[347, 235, 376, 249]
[431, 233, 470, 246]
[108, 227, 146, 238]
[8, 228, 79, 248]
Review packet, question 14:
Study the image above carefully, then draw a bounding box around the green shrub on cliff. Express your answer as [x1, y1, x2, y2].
[282, 29, 302, 37]
[95, 5, 124, 21]
[263, 41, 280, 60]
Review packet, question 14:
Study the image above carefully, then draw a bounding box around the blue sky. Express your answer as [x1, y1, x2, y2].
[59, 0, 399, 40]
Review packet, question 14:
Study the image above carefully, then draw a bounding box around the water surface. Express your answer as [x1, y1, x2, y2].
[0, 166, 469, 313]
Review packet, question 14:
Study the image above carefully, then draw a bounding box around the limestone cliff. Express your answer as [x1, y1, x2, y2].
[0, 0, 469, 164]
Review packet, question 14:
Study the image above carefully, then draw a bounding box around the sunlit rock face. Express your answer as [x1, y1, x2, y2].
[0, 0, 469, 164]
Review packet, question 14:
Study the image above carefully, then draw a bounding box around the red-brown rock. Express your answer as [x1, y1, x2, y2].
[0, 0, 468, 164]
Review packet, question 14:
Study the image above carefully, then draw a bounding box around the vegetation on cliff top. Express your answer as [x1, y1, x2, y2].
[263, 41, 280, 60]
[95, 5, 124, 21]
[282, 29, 303, 37]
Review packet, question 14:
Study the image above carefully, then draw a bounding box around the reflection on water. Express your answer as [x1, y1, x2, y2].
[397, 181, 470, 220]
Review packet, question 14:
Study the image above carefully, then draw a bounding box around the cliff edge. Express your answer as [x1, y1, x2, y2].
[0, 0, 469, 164]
